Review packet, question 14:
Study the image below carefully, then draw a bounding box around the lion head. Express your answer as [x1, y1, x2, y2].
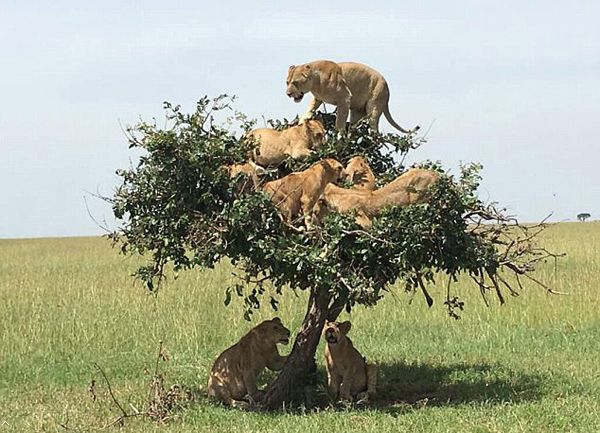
[321, 158, 346, 183]
[323, 320, 352, 345]
[303, 120, 326, 147]
[345, 156, 375, 190]
[286, 64, 313, 103]
[252, 317, 291, 346]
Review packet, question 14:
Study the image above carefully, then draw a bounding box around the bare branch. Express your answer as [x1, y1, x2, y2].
[486, 270, 505, 305]
[415, 272, 434, 308]
[94, 362, 128, 427]
[471, 274, 490, 308]
[83, 195, 112, 234]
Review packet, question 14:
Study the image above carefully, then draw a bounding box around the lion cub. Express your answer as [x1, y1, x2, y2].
[323, 320, 377, 402]
[263, 158, 345, 229]
[207, 317, 290, 408]
[345, 156, 376, 190]
[246, 120, 325, 167]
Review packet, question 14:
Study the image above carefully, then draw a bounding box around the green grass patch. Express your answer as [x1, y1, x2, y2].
[1, 223, 599, 432]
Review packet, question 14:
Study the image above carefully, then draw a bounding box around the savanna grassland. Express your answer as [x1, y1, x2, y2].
[1, 222, 599, 432]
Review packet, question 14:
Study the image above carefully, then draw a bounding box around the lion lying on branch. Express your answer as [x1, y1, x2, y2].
[246, 120, 325, 167]
[315, 167, 440, 229]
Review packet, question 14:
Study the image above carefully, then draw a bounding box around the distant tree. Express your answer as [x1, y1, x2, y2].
[577, 213, 591, 222]
[110, 96, 558, 409]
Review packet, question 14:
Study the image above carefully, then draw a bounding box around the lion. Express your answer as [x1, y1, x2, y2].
[263, 158, 345, 229]
[377, 167, 440, 201]
[314, 184, 375, 229]
[323, 320, 377, 402]
[223, 161, 266, 193]
[286, 60, 419, 133]
[246, 120, 325, 167]
[345, 156, 376, 190]
[207, 317, 291, 408]
[315, 167, 439, 229]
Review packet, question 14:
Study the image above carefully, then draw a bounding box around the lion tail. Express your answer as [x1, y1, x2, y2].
[365, 362, 378, 397]
[383, 104, 420, 134]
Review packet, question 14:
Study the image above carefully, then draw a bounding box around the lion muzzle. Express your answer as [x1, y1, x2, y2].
[325, 329, 338, 344]
[287, 91, 304, 103]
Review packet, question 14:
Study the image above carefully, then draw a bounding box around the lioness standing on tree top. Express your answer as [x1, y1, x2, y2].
[286, 60, 419, 133]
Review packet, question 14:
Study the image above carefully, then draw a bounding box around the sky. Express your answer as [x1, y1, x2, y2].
[1, 0, 599, 239]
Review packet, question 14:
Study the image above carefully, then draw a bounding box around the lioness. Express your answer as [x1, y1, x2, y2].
[223, 161, 266, 193]
[345, 156, 376, 190]
[377, 167, 440, 200]
[323, 320, 377, 401]
[246, 120, 325, 167]
[315, 167, 439, 229]
[207, 317, 290, 408]
[315, 184, 374, 229]
[263, 158, 345, 229]
[286, 60, 419, 133]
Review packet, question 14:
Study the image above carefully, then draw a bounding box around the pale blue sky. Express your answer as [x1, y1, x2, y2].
[1, 0, 599, 238]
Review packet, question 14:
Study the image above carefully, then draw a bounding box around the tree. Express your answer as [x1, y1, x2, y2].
[110, 96, 558, 409]
[577, 213, 591, 222]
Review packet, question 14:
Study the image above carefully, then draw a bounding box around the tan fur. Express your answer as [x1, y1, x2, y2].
[225, 162, 256, 178]
[263, 158, 345, 229]
[286, 60, 419, 133]
[315, 168, 440, 229]
[315, 184, 374, 229]
[224, 162, 267, 190]
[323, 321, 377, 401]
[207, 317, 290, 408]
[377, 167, 440, 200]
[246, 120, 325, 167]
[345, 156, 376, 190]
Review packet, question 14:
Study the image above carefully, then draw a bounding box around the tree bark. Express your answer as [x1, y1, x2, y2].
[326, 296, 346, 322]
[261, 287, 331, 410]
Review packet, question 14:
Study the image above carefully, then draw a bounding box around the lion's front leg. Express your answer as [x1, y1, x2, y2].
[288, 147, 313, 160]
[327, 372, 341, 399]
[338, 380, 353, 401]
[300, 98, 323, 123]
[242, 370, 262, 402]
[266, 353, 287, 371]
[300, 193, 318, 230]
[335, 99, 351, 132]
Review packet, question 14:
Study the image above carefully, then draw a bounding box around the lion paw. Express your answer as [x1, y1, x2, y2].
[231, 400, 251, 410]
[356, 391, 370, 404]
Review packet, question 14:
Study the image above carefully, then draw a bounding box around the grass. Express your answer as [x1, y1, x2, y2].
[1, 222, 599, 432]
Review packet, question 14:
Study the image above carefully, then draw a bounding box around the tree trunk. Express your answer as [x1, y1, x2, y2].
[261, 287, 331, 410]
[327, 296, 346, 322]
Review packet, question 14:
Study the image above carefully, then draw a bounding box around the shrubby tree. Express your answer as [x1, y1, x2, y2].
[110, 95, 557, 409]
[577, 213, 591, 222]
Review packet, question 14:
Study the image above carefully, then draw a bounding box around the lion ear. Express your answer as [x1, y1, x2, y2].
[302, 63, 311, 78]
[288, 65, 296, 72]
[301, 121, 312, 130]
[339, 321, 352, 335]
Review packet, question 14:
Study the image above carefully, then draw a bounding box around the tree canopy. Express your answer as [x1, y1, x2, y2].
[110, 95, 558, 408]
